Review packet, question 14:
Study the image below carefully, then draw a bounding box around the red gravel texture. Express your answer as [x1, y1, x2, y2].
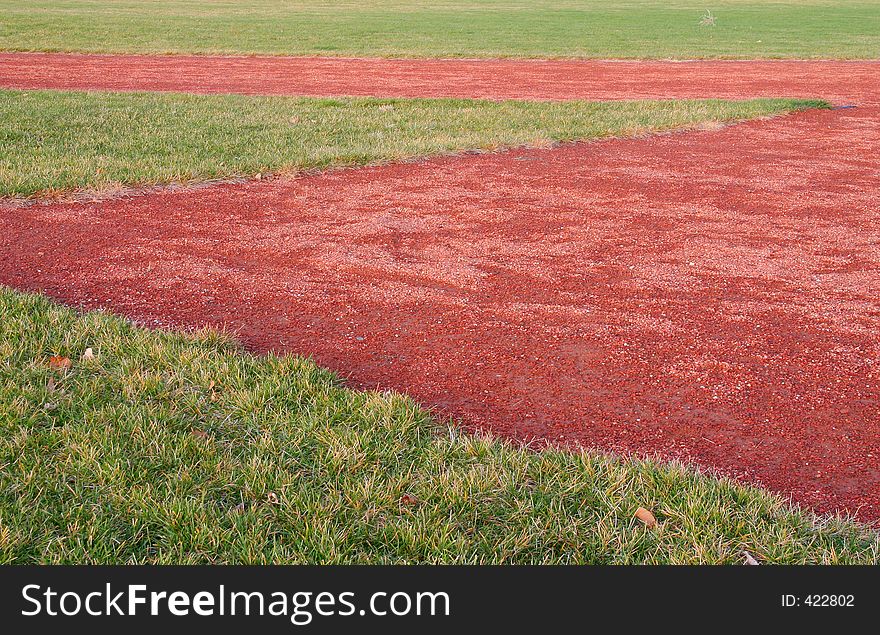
[0, 52, 877, 103]
[1, 56, 879, 519]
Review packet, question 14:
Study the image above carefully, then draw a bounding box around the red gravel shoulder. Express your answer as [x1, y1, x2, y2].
[2, 99, 879, 518]
[0, 52, 878, 104]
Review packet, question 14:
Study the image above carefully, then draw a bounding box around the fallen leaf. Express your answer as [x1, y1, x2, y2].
[191, 429, 208, 439]
[82, 348, 94, 360]
[635, 507, 657, 528]
[400, 494, 420, 506]
[48, 355, 71, 370]
[743, 551, 760, 566]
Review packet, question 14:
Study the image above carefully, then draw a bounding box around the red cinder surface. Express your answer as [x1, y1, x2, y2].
[0, 53, 877, 104]
[1, 58, 879, 519]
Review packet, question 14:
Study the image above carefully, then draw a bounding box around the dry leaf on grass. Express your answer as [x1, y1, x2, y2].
[743, 551, 760, 566]
[191, 429, 209, 440]
[635, 507, 657, 528]
[48, 355, 72, 370]
[82, 348, 95, 360]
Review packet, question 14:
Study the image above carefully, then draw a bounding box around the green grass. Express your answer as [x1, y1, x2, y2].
[0, 287, 878, 564]
[0, 89, 825, 197]
[1, 1, 878, 59]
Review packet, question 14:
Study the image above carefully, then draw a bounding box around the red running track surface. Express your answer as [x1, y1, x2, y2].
[0, 52, 877, 104]
[1, 55, 879, 519]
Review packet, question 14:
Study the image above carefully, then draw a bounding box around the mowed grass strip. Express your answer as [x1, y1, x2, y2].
[1, 0, 879, 59]
[0, 89, 824, 197]
[0, 287, 878, 564]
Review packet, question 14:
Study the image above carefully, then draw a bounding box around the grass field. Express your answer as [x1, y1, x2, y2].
[0, 90, 823, 197]
[1, 1, 878, 59]
[1, 288, 878, 564]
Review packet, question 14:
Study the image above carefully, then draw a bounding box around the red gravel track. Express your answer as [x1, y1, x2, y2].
[1, 56, 879, 519]
[0, 52, 877, 103]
